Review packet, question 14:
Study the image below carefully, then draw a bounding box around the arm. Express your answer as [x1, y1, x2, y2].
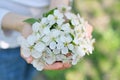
[2, 12, 30, 33]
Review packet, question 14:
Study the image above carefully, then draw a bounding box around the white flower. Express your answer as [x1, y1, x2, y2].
[32, 59, 44, 71]
[75, 46, 86, 57]
[47, 15, 56, 25]
[34, 42, 46, 52]
[58, 5, 71, 12]
[59, 34, 73, 54]
[47, 10, 65, 26]
[61, 47, 68, 54]
[49, 41, 56, 50]
[27, 35, 37, 46]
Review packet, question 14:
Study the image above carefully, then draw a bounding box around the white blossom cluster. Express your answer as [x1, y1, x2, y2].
[18, 6, 95, 71]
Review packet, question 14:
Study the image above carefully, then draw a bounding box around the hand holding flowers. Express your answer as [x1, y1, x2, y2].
[18, 6, 95, 71]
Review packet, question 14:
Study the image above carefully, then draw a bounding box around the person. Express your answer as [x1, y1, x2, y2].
[0, 0, 92, 80]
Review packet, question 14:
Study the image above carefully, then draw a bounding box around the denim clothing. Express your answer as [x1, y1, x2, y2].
[0, 47, 37, 80]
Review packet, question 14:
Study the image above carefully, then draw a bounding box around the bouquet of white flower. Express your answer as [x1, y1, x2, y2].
[18, 6, 95, 71]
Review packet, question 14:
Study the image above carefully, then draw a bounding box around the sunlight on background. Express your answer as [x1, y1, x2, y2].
[34, 0, 120, 80]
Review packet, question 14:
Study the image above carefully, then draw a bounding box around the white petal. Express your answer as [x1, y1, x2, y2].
[72, 59, 78, 65]
[47, 15, 55, 25]
[71, 19, 79, 26]
[31, 50, 42, 58]
[60, 35, 66, 42]
[57, 19, 65, 26]
[76, 46, 85, 57]
[36, 64, 44, 71]
[51, 29, 61, 38]
[17, 36, 30, 48]
[59, 5, 71, 11]
[27, 35, 36, 45]
[66, 35, 72, 43]
[32, 59, 44, 71]
[61, 47, 68, 54]
[72, 54, 80, 65]
[68, 44, 74, 50]
[36, 62, 44, 71]
[54, 10, 63, 18]
[53, 49, 60, 54]
[32, 22, 40, 32]
[49, 41, 56, 50]
[46, 58, 55, 64]
[42, 36, 51, 43]
[21, 48, 31, 57]
[43, 27, 50, 35]
[45, 47, 52, 54]
[47, 14, 54, 20]
[65, 12, 73, 20]
[56, 42, 64, 49]
[32, 59, 39, 67]
[34, 42, 46, 52]
[41, 17, 48, 24]
[61, 23, 71, 31]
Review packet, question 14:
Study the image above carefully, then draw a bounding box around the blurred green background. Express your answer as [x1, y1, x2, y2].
[34, 0, 120, 80]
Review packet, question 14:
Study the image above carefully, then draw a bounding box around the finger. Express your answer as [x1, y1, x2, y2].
[26, 56, 33, 63]
[63, 62, 71, 69]
[44, 62, 64, 70]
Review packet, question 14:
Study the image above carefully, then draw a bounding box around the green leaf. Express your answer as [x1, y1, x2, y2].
[43, 8, 57, 17]
[24, 18, 40, 25]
